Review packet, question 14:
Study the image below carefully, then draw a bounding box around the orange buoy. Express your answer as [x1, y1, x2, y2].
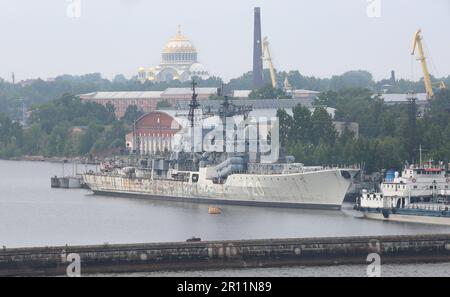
[208, 207, 222, 214]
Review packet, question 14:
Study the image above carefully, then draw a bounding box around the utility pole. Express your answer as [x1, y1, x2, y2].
[22, 101, 26, 127]
[133, 119, 138, 155]
[18, 98, 27, 127]
[407, 92, 417, 161]
[419, 144, 422, 166]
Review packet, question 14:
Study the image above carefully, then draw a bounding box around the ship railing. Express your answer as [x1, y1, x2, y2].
[322, 164, 361, 170]
[406, 203, 450, 212]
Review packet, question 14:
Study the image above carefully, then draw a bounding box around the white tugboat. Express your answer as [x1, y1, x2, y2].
[355, 162, 450, 225]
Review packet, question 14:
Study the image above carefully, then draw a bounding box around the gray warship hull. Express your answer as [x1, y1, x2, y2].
[83, 168, 354, 210]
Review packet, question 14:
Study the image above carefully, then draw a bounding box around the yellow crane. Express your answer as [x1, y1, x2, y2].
[411, 29, 446, 99]
[262, 37, 277, 89]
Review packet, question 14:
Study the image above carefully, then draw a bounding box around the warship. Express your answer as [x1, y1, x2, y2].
[82, 82, 358, 210]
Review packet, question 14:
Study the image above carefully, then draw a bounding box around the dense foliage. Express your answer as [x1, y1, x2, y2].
[121, 105, 145, 125]
[0, 95, 127, 158]
[248, 84, 290, 99]
[228, 69, 450, 94]
[279, 89, 450, 173]
[3, 70, 449, 121]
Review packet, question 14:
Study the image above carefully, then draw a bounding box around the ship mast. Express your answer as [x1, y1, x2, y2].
[217, 86, 253, 156]
[188, 80, 199, 128]
[187, 80, 201, 160]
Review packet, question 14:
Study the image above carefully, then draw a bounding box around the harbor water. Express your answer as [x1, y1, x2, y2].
[96, 262, 450, 277]
[1, 159, 450, 276]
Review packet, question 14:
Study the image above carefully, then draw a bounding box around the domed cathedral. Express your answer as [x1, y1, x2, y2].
[138, 26, 210, 83]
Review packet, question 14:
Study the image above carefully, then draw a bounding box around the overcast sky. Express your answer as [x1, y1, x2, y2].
[0, 0, 449, 82]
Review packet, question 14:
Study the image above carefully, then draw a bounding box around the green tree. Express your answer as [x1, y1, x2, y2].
[156, 100, 173, 109]
[105, 103, 116, 120]
[290, 105, 312, 142]
[276, 109, 293, 147]
[22, 123, 46, 155]
[45, 124, 69, 156]
[249, 84, 289, 99]
[329, 70, 374, 91]
[311, 107, 337, 145]
[121, 105, 144, 125]
[0, 113, 23, 157]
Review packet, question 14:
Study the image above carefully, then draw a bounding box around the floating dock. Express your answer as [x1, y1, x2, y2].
[1, 234, 450, 276]
[50, 175, 88, 189]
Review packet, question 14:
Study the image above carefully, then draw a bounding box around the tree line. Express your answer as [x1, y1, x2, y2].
[2, 70, 449, 120]
[278, 88, 450, 173]
[228, 69, 450, 95]
[0, 94, 147, 158]
[1, 74, 450, 173]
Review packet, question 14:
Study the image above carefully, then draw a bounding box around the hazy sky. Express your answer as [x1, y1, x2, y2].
[1, 0, 449, 82]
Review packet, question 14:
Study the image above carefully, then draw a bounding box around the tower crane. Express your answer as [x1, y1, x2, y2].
[262, 37, 277, 89]
[411, 29, 446, 99]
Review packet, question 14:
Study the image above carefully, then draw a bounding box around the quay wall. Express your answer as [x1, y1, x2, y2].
[1, 234, 450, 276]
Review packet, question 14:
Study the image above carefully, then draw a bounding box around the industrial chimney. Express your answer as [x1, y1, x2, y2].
[390, 70, 396, 84]
[253, 7, 264, 89]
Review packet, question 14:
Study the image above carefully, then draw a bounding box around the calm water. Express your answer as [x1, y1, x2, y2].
[1, 160, 450, 276]
[99, 262, 450, 277]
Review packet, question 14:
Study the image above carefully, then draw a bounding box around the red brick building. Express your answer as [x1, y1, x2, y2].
[78, 91, 163, 119]
[125, 111, 182, 155]
[78, 88, 218, 119]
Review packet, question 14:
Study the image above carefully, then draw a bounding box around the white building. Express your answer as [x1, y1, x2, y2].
[138, 27, 210, 83]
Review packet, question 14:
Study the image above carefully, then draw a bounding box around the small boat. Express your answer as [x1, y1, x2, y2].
[208, 207, 222, 215]
[355, 191, 450, 226]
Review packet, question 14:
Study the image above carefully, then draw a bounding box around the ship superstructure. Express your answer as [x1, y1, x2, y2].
[355, 162, 450, 225]
[380, 163, 450, 200]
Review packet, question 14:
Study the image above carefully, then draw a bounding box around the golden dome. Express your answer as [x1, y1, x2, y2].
[162, 26, 197, 54]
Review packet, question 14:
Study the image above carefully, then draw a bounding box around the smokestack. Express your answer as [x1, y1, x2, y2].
[253, 7, 264, 89]
[390, 70, 396, 84]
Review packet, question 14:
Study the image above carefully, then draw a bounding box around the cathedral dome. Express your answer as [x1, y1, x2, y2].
[163, 27, 197, 54]
[139, 26, 209, 83]
[189, 63, 208, 76]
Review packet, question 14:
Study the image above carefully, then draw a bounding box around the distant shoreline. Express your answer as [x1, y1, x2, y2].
[3, 155, 101, 164]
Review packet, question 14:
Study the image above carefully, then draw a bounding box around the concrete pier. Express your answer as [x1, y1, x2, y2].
[1, 234, 450, 276]
[50, 176, 87, 189]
